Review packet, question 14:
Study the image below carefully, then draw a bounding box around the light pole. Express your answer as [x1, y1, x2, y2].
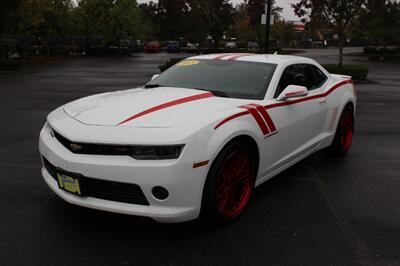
[264, 0, 272, 54]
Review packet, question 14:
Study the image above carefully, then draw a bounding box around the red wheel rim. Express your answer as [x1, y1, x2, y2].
[340, 111, 354, 151]
[215, 151, 254, 218]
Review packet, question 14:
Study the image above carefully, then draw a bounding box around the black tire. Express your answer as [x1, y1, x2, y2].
[329, 104, 355, 156]
[200, 139, 257, 225]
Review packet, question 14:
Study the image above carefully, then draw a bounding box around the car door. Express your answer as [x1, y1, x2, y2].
[259, 64, 329, 176]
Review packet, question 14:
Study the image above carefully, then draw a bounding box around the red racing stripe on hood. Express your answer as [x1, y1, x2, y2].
[117, 92, 213, 126]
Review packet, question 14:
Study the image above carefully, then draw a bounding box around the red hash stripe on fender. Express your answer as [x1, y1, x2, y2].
[117, 92, 213, 126]
[240, 105, 270, 135]
[248, 103, 277, 133]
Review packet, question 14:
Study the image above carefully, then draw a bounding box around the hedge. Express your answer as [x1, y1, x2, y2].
[0, 59, 20, 71]
[363, 46, 400, 61]
[322, 64, 369, 80]
[160, 58, 369, 80]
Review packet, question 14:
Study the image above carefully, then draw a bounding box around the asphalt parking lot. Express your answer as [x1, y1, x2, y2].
[0, 48, 399, 265]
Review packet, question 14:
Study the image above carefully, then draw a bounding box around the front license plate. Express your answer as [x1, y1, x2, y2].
[57, 173, 83, 196]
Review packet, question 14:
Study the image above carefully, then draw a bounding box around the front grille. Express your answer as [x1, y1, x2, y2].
[42, 157, 149, 206]
[53, 130, 132, 156]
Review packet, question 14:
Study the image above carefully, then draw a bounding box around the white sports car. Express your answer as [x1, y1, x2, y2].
[39, 53, 356, 223]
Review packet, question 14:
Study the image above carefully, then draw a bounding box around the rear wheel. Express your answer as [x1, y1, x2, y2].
[201, 140, 256, 224]
[329, 105, 354, 155]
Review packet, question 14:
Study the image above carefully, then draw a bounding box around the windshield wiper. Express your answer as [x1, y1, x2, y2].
[144, 84, 164, 88]
[194, 88, 231, 98]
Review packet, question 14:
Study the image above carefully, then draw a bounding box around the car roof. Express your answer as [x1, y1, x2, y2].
[188, 53, 316, 65]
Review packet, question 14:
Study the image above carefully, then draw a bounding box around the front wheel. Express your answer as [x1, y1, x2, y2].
[329, 105, 355, 155]
[201, 140, 256, 224]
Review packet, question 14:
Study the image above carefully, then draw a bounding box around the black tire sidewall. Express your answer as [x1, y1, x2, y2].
[330, 105, 354, 155]
[200, 139, 257, 224]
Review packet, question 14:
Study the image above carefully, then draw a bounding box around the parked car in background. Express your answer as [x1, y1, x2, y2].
[120, 38, 143, 54]
[144, 41, 161, 53]
[167, 41, 180, 53]
[247, 41, 260, 52]
[185, 42, 199, 53]
[225, 38, 237, 51]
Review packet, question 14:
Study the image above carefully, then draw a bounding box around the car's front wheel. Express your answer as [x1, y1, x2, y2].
[201, 139, 256, 224]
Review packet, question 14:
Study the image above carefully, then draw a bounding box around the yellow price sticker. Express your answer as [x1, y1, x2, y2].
[177, 60, 200, 67]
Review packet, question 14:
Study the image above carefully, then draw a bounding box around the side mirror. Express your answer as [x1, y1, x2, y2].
[151, 74, 160, 81]
[276, 85, 308, 101]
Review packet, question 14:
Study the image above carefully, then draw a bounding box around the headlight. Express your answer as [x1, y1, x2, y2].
[131, 145, 184, 160]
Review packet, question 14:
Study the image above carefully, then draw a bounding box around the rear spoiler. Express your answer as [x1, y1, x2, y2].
[331, 74, 352, 80]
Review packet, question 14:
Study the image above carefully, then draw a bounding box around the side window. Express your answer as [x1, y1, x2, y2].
[312, 66, 328, 88]
[275, 64, 318, 98]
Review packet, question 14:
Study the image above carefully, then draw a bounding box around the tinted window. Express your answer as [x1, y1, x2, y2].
[275, 64, 324, 98]
[146, 59, 277, 100]
[312, 66, 328, 87]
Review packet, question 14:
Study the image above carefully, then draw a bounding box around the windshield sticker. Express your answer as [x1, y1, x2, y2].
[177, 60, 199, 67]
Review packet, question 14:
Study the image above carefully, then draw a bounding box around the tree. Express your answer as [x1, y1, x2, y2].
[157, 0, 190, 40]
[108, 0, 149, 42]
[138, 1, 161, 39]
[247, 0, 281, 44]
[231, 3, 257, 42]
[293, 0, 366, 67]
[76, 0, 149, 52]
[0, 0, 22, 58]
[358, 1, 400, 47]
[188, 0, 235, 49]
[75, 0, 112, 52]
[18, 0, 74, 56]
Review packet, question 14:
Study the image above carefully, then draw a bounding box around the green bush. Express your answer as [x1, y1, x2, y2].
[322, 64, 369, 80]
[0, 59, 20, 71]
[159, 57, 184, 72]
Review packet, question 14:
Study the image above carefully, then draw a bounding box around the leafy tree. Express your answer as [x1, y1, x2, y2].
[247, 0, 281, 43]
[293, 0, 366, 67]
[0, 0, 22, 58]
[108, 0, 149, 42]
[75, 0, 113, 52]
[18, 0, 74, 55]
[188, 0, 235, 49]
[157, 0, 191, 40]
[232, 3, 257, 42]
[358, 1, 400, 47]
[272, 20, 295, 47]
[76, 0, 149, 51]
[138, 1, 160, 39]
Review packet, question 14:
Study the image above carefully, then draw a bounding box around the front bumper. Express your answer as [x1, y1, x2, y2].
[38, 125, 209, 223]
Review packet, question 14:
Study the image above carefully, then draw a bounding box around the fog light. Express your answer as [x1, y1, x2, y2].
[152, 186, 169, 200]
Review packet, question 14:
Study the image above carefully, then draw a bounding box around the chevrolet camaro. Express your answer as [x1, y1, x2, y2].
[39, 53, 356, 223]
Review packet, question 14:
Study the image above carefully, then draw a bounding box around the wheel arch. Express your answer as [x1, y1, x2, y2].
[213, 134, 260, 177]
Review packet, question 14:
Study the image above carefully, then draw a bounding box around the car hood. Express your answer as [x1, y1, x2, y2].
[63, 87, 243, 128]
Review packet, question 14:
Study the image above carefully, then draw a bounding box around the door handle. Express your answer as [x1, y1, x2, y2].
[318, 97, 326, 104]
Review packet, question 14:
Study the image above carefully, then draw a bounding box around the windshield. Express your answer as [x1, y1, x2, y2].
[146, 59, 277, 100]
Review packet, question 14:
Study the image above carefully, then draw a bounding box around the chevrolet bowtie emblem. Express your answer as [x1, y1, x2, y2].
[70, 143, 83, 152]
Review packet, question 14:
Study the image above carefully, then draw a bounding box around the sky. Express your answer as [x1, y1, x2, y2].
[136, 0, 299, 21]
